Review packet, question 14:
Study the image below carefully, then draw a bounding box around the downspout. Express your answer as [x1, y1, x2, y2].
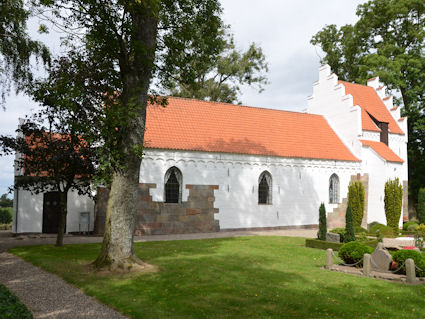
[14, 185, 19, 235]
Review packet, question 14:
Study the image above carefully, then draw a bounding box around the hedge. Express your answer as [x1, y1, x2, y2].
[0, 283, 33, 319]
[305, 239, 378, 251]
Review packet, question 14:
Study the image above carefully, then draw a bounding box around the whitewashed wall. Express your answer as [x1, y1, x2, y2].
[140, 149, 360, 229]
[12, 188, 94, 234]
[361, 146, 404, 226]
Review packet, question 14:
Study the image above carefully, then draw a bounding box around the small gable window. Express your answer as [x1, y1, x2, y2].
[258, 171, 272, 205]
[329, 174, 339, 204]
[165, 167, 182, 203]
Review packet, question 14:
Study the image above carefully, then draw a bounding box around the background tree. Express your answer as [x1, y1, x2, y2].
[344, 205, 355, 243]
[164, 29, 268, 103]
[0, 57, 98, 246]
[348, 181, 365, 227]
[0, 194, 13, 208]
[317, 202, 327, 240]
[0, 0, 50, 103]
[32, 0, 228, 269]
[311, 0, 425, 206]
[384, 178, 403, 233]
[417, 188, 425, 224]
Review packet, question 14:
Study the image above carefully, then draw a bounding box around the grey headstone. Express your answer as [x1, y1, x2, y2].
[371, 245, 392, 271]
[326, 232, 340, 243]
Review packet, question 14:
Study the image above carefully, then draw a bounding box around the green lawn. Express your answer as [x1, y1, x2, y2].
[10, 236, 425, 319]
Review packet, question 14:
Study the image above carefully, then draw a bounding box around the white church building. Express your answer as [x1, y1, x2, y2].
[12, 65, 408, 234]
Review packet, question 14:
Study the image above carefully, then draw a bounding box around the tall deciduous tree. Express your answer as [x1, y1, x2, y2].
[33, 0, 226, 269]
[164, 29, 269, 103]
[0, 0, 49, 102]
[311, 0, 425, 205]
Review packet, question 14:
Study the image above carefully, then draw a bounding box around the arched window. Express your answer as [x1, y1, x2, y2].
[258, 171, 272, 204]
[329, 174, 339, 204]
[164, 167, 182, 203]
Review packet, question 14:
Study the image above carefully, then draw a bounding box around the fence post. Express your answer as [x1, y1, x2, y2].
[326, 248, 333, 269]
[406, 258, 417, 284]
[363, 253, 371, 277]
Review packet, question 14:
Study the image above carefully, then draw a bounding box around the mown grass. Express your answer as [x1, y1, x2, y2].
[10, 236, 425, 319]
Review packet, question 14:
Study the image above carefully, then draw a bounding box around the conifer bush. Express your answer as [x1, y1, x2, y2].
[344, 205, 355, 242]
[317, 203, 327, 240]
[384, 178, 403, 233]
[417, 188, 425, 224]
[348, 181, 365, 227]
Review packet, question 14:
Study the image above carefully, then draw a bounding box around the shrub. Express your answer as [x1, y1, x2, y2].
[0, 207, 12, 224]
[317, 203, 327, 240]
[367, 221, 382, 231]
[354, 226, 367, 234]
[407, 224, 419, 232]
[344, 205, 355, 243]
[403, 221, 419, 231]
[415, 224, 425, 250]
[418, 188, 425, 224]
[384, 178, 403, 233]
[0, 283, 33, 319]
[338, 241, 373, 265]
[329, 227, 345, 242]
[369, 223, 394, 237]
[305, 239, 343, 251]
[392, 249, 425, 277]
[348, 181, 365, 227]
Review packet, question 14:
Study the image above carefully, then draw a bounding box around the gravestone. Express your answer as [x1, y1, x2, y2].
[370, 243, 392, 271]
[326, 232, 340, 243]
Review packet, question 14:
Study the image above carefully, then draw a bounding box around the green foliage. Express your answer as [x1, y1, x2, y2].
[0, 194, 12, 207]
[407, 224, 419, 232]
[317, 203, 327, 240]
[403, 221, 419, 231]
[354, 226, 367, 234]
[347, 181, 365, 227]
[311, 0, 425, 208]
[305, 239, 343, 251]
[338, 241, 373, 265]
[0, 283, 33, 319]
[414, 224, 425, 250]
[167, 31, 269, 103]
[384, 178, 403, 233]
[330, 227, 345, 242]
[417, 188, 425, 224]
[0, 207, 12, 224]
[344, 205, 355, 243]
[369, 224, 394, 237]
[392, 249, 425, 277]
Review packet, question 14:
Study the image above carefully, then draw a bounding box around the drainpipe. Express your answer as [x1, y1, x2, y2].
[14, 186, 19, 235]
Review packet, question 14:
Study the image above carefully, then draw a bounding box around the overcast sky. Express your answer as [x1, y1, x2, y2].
[0, 0, 368, 196]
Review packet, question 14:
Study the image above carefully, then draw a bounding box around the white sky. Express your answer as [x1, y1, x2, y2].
[0, 0, 368, 196]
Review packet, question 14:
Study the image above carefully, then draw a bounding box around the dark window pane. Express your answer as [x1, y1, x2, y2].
[258, 175, 269, 204]
[165, 171, 180, 203]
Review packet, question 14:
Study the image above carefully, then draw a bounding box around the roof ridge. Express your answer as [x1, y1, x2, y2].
[164, 96, 319, 117]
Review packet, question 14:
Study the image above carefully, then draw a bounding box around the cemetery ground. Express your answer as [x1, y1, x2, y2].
[8, 236, 425, 319]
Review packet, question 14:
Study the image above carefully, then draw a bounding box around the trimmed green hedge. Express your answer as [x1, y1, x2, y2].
[305, 239, 343, 251]
[348, 181, 365, 227]
[339, 241, 373, 265]
[305, 239, 378, 252]
[0, 283, 33, 319]
[0, 207, 12, 224]
[392, 249, 425, 277]
[384, 178, 403, 233]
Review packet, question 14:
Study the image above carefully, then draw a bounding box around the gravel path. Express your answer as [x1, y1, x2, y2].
[0, 252, 128, 319]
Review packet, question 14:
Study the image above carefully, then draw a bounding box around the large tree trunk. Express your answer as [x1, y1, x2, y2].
[56, 191, 67, 247]
[94, 6, 158, 270]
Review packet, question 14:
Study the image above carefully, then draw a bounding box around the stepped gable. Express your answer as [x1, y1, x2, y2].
[360, 140, 404, 163]
[340, 81, 404, 135]
[144, 97, 359, 162]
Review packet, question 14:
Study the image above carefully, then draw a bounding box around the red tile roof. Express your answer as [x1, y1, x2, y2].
[360, 140, 404, 163]
[340, 81, 404, 135]
[144, 97, 359, 162]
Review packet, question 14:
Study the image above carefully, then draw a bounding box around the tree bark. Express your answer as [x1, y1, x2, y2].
[56, 191, 68, 247]
[94, 5, 158, 270]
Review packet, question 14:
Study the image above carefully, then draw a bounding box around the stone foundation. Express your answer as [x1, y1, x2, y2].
[327, 173, 369, 229]
[94, 183, 220, 236]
